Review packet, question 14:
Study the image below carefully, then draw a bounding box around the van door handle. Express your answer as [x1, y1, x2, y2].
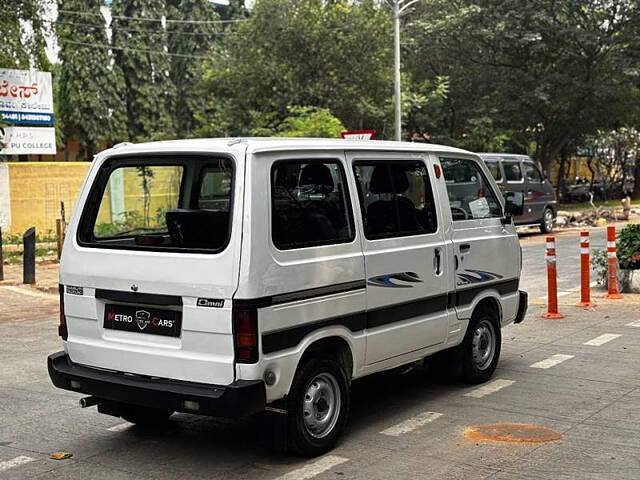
[433, 248, 442, 275]
[460, 243, 471, 253]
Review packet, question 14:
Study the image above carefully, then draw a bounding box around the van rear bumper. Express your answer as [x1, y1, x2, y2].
[514, 290, 528, 324]
[47, 351, 266, 418]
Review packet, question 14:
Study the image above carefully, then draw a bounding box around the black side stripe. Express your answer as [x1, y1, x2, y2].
[260, 278, 519, 354]
[262, 313, 367, 354]
[233, 280, 366, 309]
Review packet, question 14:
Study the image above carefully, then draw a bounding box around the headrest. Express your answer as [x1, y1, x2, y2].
[370, 165, 409, 194]
[300, 163, 334, 194]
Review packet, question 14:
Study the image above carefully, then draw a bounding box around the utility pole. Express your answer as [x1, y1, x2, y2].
[386, 0, 419, 141]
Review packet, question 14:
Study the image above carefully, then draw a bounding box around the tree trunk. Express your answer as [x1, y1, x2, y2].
[632, 153, 640, 201]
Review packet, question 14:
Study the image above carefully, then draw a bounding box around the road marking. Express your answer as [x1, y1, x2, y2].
[275, 455, 349, 480]
[626, 320, 640, 328]
[530, 354, 574, 369]
[541, 291, 571, 300]
[380, 411, 443, 437]
[0, 456, 35, 472]
[584, 333, 621, 346]
[107, 422, 132, 432]
[464, 379, 515, 398]
[1, 286, 55, 298]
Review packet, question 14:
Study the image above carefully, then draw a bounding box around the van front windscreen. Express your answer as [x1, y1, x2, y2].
[78, 156, 233, 253]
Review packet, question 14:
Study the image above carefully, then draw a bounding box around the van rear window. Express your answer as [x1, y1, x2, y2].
[78, 157, 233, 253]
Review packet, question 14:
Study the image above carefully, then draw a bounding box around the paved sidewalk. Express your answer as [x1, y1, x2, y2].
[1, 282, 640, 479]
[0, 262, 59, 294]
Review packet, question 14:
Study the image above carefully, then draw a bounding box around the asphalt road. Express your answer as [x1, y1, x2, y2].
[518, 226, 608, 300]
[1, 228, 639, 480]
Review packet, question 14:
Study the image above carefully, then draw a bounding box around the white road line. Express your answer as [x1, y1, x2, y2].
[0, 456, 35, 472]
[530, 354, 574, 369]
[107, 422, 132, 432]
[464, 379, 515, 398]
[275, 455, 349, 480]
[1, 286, 55, 298]
[584, 333, 622, 346]
[626, 320, 640, 328]
[379, 411, 443, 437]
[541, 291, 572, 300]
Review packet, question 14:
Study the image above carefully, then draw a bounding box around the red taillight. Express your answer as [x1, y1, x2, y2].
[58, 284, 68, 340]
[233, 307, 258, 364]
[477, 188, 485, 198]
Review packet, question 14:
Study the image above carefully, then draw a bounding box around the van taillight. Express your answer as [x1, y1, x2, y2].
[233, 308, 258, 364]
[58, 284, 68, 340]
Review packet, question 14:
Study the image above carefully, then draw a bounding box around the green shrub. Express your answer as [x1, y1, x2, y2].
[591, 249, 608, 285]
[617, 224, 640, 270]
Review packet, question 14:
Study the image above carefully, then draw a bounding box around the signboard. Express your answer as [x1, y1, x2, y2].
[0, 126, 56, 155]
[0, 69, 54, 125]
[341, 130, 376, 140]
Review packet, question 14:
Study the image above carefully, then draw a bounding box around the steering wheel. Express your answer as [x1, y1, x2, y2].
[450, 207, 468, 220]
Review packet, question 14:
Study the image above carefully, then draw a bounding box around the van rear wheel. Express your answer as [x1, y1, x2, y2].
[120, 404, 173, 427]
[460, 309, 501, 384]
[286, 356, 350, 456]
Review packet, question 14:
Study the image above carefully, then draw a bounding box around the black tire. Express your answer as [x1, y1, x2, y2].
[460, 308, 502, 384]
[539, 207, 554, 233]
[120, 404, 173, 427]
[286, 356, 350, 457]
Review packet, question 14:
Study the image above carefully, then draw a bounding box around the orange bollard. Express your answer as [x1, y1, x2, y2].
[576, 231, 596, 307]
[542, 236, 564, 318]
[605, 226, 623, 299]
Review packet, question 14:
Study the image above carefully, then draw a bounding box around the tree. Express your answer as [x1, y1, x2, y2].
[197, 0, 395, 137]
[111, 0, 175, 142]
[56, 0, 126, 158]
[166, 0, 221, 137]
[252, 105, 345, 138]
[406, 0, 640, 174]
[0, 0, 51, 70]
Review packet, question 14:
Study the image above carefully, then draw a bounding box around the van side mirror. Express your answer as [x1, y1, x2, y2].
[504, 191, 524, 217]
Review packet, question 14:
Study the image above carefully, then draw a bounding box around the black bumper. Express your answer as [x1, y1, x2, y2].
[47, 351, 266, 418]
[514, 290, 528, 324]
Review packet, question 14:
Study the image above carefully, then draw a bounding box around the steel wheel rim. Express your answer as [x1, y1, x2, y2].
[544, 210, 553, 230]
[302, 372, 341, 439]
[472, 319, 496, 371]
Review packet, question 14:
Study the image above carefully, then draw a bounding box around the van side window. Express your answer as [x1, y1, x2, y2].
[440, 158, 502, 221]
[503, 160, 523, 182]
[485, 160, 502, 182]
[353, 161, 438, 239]
[523, 163, 543, 183]
[271, 160, 355, 250]
[198, 167, 232, 210]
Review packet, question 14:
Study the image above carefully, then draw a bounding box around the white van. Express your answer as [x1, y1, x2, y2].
[48, 138, 527, 456]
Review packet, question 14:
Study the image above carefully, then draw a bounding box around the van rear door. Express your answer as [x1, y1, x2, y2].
[60, 145, 245, 386]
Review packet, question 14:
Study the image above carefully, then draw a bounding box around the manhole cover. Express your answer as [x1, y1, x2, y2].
[464, 423, 562, 443]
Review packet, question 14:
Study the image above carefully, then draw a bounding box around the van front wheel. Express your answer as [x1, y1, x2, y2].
[461, 311, 501, 384]
[286, 356, 350, 456]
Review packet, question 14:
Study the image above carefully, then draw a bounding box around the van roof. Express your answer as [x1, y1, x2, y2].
[102, 137, 476, 158]
[478, 153, 532, 161]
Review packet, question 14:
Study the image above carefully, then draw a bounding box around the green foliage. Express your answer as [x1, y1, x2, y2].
[111, 0, 175, 142]
[199, 0, 395, 137]
[167, 0, 221, 137]
[591, 248, 609, 285]
[0, 0, 51, 70]
[254, 106, 345, 138]
[56, 0, 127, 157]
[617, 224, 640, 270]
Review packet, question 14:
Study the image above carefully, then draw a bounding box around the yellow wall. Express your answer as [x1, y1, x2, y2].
[6, 162, 91, 235]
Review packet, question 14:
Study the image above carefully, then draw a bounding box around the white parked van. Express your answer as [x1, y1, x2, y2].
[48, 138, 527, 456]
